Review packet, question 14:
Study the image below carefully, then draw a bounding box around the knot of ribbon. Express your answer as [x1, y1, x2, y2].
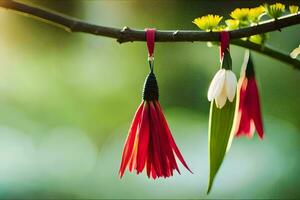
[146, 28, 156, 63]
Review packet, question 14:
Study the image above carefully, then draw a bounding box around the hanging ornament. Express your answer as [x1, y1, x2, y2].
[119, 28, 192, 179]
[207, 31, 237, 193]
[235, 50, 264, 139]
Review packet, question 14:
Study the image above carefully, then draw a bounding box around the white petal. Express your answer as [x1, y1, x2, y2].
[215, 84, 227, 108]
[290, 46, 300, 59]
[225, 70, 237, 102]
[207, 69, 226, 101]
[240, 50, 250, 77]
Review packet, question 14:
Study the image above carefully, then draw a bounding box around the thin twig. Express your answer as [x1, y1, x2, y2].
[0, 0, 299, 68]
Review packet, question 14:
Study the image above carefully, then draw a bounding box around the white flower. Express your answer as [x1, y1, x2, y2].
[207, 69, 237, 108]
[290, 45, 300, 59]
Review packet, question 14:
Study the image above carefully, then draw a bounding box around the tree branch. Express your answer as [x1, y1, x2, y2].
[0, 0, 300, 69]
[231, 40, 300, 70]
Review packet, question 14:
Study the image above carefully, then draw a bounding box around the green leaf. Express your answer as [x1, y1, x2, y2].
[207, 98, 237, 194]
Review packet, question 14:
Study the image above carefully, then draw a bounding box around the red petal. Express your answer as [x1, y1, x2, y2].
[150, 102, 172, 178]
[236, 110, 253, 137]
[146, 144, 152, 178]
[119, 102, 144, 178]
[136, 102, 150, 173]
[236, 105, 253, 137]
[151, 165, 157, 179]
[155, 102, 192, 173]
[235, 78, 255, 137]
[149, 102, 163, 177]
[153, 102, 178, 176]
[248, 78, 264, 139]
[129, 132, 140, 172]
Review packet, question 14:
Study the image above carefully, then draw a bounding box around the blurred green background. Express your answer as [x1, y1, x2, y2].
[0, 0, 299, 199]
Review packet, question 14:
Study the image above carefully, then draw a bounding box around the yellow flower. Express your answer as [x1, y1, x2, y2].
[225, 19, 239, 30]
[265, 3, 285, 19]
[289, 5, 299, 14]
[193, 15, 223, 31]
[230, 8, 250, 21]
[212, 25, 226, 32]
[249, 6, 265, 23]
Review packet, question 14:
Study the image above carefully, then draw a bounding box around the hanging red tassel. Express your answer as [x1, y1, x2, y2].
[235, 51, 264, 139]
[119, 29, 192, 179]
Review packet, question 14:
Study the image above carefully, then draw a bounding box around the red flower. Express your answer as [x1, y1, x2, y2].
[119, 72, 192, 179]
[235, 53, 264, 139]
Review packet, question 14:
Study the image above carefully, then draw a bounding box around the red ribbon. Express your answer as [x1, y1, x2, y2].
[146, 28, 156, 60]
[219, 31, 230, 61]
